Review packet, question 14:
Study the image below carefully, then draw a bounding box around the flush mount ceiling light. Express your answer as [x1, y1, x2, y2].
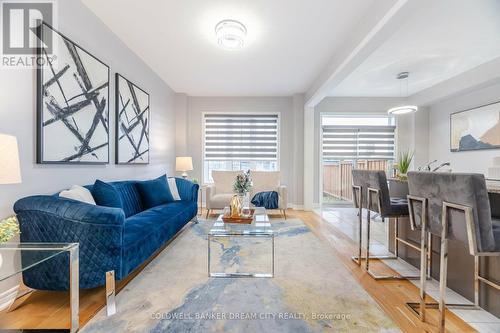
[387, 72, 418, 115]
[215, 19, 247, 50]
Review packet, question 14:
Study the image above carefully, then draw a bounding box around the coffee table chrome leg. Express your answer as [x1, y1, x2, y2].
[272, 234, 275, 277]
[69, 245, 79, 333]
[208, 235, 211, 277]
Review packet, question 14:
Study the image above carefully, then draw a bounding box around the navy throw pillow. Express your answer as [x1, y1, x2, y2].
[92, 180, 123, 210]
[136, 175, 174, 209]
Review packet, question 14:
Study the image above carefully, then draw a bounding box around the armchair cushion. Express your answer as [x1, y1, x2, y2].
[210, 193, 234, 208]
[251, 171, 281, 194]
[136, 175, 174, 209]
[212, 170, 240, 193]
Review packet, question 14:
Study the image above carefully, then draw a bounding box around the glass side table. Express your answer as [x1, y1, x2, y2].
[0, 243, 79, 333]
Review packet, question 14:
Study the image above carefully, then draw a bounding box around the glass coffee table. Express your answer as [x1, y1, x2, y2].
[208, 207, 274, 278]
[0, 243, 79, 333]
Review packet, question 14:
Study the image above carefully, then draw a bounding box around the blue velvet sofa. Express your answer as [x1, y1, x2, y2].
[13, 177, 199, 290]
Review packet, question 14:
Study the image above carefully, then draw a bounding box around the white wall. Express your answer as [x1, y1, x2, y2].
[176, 95, 304, 207]
[0, 0, 176, 219]
[428, 82, 500, 175]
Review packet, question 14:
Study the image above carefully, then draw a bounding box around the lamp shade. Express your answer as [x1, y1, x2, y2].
[175, 156, 193, 172]
[0, 134, 22, 184]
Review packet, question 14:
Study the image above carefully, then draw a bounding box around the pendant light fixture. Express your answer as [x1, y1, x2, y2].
[387, 72, 418, 115]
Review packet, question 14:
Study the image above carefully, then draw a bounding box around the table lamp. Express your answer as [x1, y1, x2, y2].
[0, 134, 22, 185]
[175, 156, 193, 179]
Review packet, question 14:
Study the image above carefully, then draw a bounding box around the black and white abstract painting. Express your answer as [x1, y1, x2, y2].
[37, 22, 110, 164]
[115, 74, 150, 164]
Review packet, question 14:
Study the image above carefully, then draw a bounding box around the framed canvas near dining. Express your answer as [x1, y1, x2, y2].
[450, 101, 500, 152]
[36, 22, 110, 164]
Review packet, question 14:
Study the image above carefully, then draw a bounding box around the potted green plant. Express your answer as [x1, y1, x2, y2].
[396, 150, 414, 180]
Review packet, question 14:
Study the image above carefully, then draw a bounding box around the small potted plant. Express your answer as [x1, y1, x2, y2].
[396, 150, 414, 181]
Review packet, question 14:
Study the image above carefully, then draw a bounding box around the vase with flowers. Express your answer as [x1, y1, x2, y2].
[231, 170, 253, 217]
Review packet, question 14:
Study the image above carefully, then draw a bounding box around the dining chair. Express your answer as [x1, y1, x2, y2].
[352, 170, 430, 280]
[407, 171, 500, 332]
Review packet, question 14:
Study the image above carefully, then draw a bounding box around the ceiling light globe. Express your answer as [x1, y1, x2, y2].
[215, 20, 247, 50]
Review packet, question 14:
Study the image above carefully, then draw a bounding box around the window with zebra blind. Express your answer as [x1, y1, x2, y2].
[203, 113, 280, 183]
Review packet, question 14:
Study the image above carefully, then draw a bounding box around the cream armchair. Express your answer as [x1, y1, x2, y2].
[205, 170, 288, 218]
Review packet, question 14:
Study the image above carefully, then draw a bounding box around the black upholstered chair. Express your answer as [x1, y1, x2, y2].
[352, 170, 428, 280]
[407, 171, 500, 332]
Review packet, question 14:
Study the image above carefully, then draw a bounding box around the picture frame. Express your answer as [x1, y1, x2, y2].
[115, 73, 150, 164]
[36, 22, 110, 164]
[450, 101, 500, 152]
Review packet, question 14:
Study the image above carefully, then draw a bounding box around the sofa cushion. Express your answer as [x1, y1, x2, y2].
[167, 177, 181, 200]
[136, 175, 174, 209]
[92, 180, 123, 210]
[59, 185, 96, 205]
[112, 181, 144, 217]
[212, 170, 240, 194]
[122, 201, 197, 276]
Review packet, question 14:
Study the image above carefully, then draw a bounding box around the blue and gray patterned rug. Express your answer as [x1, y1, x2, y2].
[82, 218, 399, 332]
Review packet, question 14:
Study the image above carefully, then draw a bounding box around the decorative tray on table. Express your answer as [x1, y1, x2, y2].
[222, 209, 255, 224]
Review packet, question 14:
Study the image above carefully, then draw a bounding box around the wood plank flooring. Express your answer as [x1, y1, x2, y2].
[0, 210, 475, 332]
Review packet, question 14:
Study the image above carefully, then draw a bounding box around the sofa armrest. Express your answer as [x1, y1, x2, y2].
[175, 178, 199, 202]
[278, 185, 288, 209]
[14, 195, 125, 290]
[205, 184, 216, 209]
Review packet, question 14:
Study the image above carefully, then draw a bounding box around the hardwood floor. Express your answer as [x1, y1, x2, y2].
[0, 210, 475, 332]
[293, 210, 475, 333]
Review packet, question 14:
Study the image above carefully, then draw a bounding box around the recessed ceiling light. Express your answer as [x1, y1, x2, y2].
[215, 19, 247, 50]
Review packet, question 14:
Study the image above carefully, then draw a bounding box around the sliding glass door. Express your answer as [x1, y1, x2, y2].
[321, 115, 395, 206]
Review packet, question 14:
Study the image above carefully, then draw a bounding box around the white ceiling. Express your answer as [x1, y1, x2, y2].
[330, 0, 500, 97]
[82, 0, 384, 96]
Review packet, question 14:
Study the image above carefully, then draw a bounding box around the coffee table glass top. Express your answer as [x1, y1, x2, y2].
[209, 207, 273, 235]
[0, 243, 78, 282]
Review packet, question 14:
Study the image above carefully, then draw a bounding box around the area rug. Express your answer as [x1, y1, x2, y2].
[82, 218, 400, 332]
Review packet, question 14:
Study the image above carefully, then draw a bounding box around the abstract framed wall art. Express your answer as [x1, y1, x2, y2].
[450, 101, 500, 152]
[115, 73, 150, 164]
[36, 22, 110, 164]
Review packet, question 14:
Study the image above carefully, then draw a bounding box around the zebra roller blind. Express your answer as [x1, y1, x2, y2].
[204, 114, 279, 161]
[322, 125, 396, 162]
